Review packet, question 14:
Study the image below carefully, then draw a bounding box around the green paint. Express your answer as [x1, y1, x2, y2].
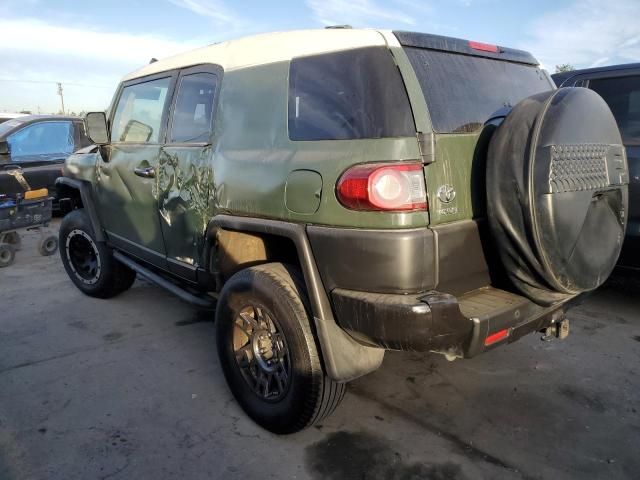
[426, 133, 482, 224]
[285, 170, 323, 215]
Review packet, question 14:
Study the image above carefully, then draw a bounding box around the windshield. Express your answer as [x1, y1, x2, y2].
[404, 48, 552, 133]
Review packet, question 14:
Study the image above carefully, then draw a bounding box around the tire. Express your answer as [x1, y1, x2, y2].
[39, 235, 58, 256]
[5, 232, 21, 251]
[216, 263, 346, 434]
[59, 209, 136, 298]
[0, 244, 15, 268]
[487, 87, 628, 305]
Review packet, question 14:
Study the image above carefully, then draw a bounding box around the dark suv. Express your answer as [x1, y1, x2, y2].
[553, 64, 639, 269]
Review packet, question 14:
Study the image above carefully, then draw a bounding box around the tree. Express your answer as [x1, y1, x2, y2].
[555, 64, 575, 73]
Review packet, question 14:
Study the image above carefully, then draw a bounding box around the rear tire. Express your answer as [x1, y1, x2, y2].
[216, 263, 346, 434]
[0, 244, 15, 268]
[59, 209, 136, 298]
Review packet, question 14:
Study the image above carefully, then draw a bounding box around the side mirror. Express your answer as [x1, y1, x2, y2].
[122, 119, 153, 143]
[0, 140, 9, 155]
[85, 111, 109, 145]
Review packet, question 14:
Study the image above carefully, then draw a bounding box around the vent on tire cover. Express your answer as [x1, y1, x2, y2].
[548, 144, 609, 194]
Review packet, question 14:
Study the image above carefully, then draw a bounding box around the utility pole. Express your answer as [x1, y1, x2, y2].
[57, 82, 65, 115]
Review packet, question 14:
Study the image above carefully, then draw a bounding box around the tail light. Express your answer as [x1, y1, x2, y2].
[469, 40, 499, 53]
[336, 163, 427, 211]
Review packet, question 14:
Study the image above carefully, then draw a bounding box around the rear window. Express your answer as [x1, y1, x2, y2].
[288, 47, 415, 141]
[404, 48, 551, 133]
[588, 75, 640, 146]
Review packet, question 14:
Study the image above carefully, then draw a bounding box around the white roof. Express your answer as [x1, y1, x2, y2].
[123, 29, 398, 81]
[0, 113, 28, 119]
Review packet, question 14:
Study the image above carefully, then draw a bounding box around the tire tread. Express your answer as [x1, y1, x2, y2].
[217, 262, 346, 433]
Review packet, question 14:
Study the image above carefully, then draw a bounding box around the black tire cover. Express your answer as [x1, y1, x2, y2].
[487, 87, 629, 305]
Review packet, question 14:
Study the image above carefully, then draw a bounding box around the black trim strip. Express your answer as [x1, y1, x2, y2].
[55, 177, 105, 242]
[114, 251, 215, 309]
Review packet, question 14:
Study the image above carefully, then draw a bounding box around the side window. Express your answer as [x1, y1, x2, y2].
[589, 75, 640, 145]
[170, 72, 218, 143]
[111, 77, 171, 143]
[288, 47, 415, 141]
[7, 121, 74, 159]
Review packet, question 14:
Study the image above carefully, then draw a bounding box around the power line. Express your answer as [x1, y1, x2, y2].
[0, 78, 112, 89]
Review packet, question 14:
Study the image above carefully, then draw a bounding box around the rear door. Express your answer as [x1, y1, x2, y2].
[397, 42, 552, 224]
[0, 120, 74, 196]
[95, 73, 176, 268]
[158, 65, 221, 280]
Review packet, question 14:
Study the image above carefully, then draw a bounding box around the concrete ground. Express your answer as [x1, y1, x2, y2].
[0, 222, 638, 480]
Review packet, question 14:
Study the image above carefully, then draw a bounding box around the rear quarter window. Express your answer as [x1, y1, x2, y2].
[288, 47, 415, 141]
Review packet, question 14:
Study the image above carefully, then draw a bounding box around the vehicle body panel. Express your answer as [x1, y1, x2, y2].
[159, 144, 214, 276]
[426, 133, 480, 223]
[96, 143, 167, 266]
[211, 61, 426, 232]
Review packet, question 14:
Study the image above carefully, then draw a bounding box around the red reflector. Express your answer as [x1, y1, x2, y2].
[484, 328, 509, 346]
[469, 40, 499, 53]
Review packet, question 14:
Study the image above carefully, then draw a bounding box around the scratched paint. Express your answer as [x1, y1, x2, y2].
[158, 146, 215, 266]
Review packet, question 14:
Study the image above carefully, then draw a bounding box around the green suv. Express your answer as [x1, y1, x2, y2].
[57, 28, 629, 433]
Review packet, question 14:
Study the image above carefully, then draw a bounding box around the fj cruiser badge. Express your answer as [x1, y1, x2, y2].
[437, 184, 456, 203]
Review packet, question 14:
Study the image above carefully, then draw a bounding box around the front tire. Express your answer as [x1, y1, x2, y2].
[59, 209, 136, 298]
[216, 263, 345, 434]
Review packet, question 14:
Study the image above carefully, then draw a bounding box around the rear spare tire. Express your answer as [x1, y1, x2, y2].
[487, 87, 628, 305]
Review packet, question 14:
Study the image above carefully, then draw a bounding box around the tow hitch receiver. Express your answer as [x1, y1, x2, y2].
[541, 317, 570, 341]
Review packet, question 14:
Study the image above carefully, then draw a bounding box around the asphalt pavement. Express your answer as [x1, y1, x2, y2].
[1, 222, 638, 479]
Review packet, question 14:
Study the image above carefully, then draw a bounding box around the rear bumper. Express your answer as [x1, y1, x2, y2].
[331, 287, 574, 357]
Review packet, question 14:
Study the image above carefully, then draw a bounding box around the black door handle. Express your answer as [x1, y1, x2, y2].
[134, 166, 155, 178]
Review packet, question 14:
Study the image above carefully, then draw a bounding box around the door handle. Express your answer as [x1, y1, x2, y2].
[134, 166, 156, 178]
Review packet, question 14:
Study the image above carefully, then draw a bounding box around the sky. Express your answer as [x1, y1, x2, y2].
[1, 0, 639, 114]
